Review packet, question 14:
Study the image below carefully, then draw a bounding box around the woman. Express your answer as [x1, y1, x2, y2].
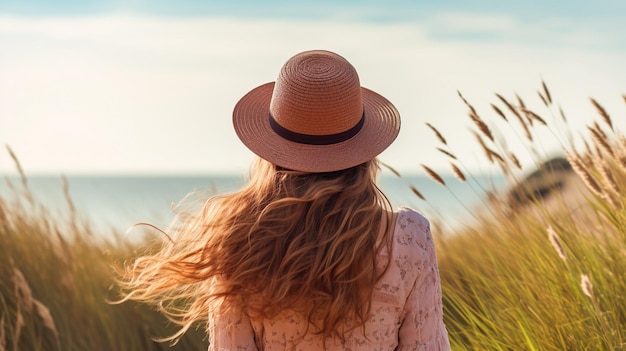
[119, 50, 450, 350]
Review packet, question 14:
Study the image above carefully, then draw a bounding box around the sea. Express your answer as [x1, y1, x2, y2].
[0, 174, 507, 240]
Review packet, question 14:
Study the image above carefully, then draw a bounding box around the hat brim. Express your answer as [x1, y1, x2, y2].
[233, 82, 400, 173]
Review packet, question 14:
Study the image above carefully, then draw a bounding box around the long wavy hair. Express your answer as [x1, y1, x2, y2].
[117, 157, 394, 341]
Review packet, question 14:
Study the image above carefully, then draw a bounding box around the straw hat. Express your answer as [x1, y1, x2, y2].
[233, 50, 400, 173]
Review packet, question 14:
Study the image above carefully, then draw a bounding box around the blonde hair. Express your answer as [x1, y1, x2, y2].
[117, 157, 394, 341]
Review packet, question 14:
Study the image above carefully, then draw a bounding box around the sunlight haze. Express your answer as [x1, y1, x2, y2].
[1, 0, 625, 175]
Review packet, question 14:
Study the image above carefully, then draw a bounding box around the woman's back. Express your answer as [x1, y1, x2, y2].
[209, 207, 449, 350]
[118, 50, 450, 351]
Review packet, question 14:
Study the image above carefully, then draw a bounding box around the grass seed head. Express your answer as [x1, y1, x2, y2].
[567, 154, 604, 197]
[598, 161, 619, 195]
[458, 91, 477, 116]
[491, 103, 508, 121]
[474, 132, 494, 163]
[580, 274, 594, 299]
[496, 93, 522, 120]
[409, 185, 426, 201]
[542, 80, 552, 104]
[547, 225, 567, 261]
[559, 104, 567, 122]
[421, 164, 446, 186]
[538, 91, 548, 106]
[34, 300, 59, 340]
[509, 152, 522, 170]
[450, 163, 466, 182]
[379, 161, 401, 178]
[521, 108, 547, 126]
[469, 111, 494, 142]
[590, 98, 613, 130]
[437, 147, 457, 160]
[588, 125, 615, 158]
[496, 94, 532, 140]
[426, 123, 447, 145]
[13, 268, 34, 313]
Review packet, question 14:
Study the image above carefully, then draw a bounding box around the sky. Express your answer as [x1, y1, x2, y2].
[1, 0, 625, 175]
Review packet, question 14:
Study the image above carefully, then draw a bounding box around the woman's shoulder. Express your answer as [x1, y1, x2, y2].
[393, 206, 433, 253]
[395, 207, 431, 234]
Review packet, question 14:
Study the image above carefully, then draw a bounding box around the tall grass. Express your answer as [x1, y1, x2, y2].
[412, 85, 626, 350]
[0, 149, 206, 351]
[2, 85, 626, 350]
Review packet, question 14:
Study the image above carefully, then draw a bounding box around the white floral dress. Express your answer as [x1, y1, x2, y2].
[208, 207, 450, 350]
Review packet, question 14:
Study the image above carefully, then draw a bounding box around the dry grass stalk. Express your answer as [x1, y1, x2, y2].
[496, 94, 532, 140]
[597, 162, 620, 210]
[538, 91, 548, 107]
[495, 93, 521, 119]
[425, 123, 447, 145]
[469, 111, 494, 141]
[619, 134, 626, 150]
[6, 145, 27, 188]
[486, 191, 499, 206]
[421, 164, 446, 186]
[450, 163, 466, 182]
[581, 139, 595, 161]
[491, 103, 507, 121]
[457, 91, 494, 141]
[6, 145, 33, 206]
[34, 300, 59, 340]
[489, 149, 505, 164]
[521, 108, 547, 126]
[493, 151, 511, 177]
[437, 147, 457, 160]
[62, 175, 76, 216]
[472, 131, 505, 165]
[0, 315, 5, 351]
[509, 152, 522, 169]
[516, 94, 533, 126]
[588, 125, 615, 158]
[53, 227, 76, 292]
[409, 185, 425, 201]
[458, 91, 494, 141]
[457, 91, 477, 116]
[567, 154, 603, 197]
[542, 80, 552, 104]
[14, 308, 23, 351]
[0, 198, 7, 227]
[559, 105, 567, 122]
[53, 229, 72, 266]
[603, 191, 620, 210]
[13, 268, 34, 313]
[516, 93, 526, 108]
[580, 274, 594, 299]
[599, 161, 619, 194]
[619, 155, 626, 173]
[593, 121, 608, 140]
[474, 132, 493, 163]
[547, 226, 567, 261]
[593, 143, 606, 159]
[616, 136, 626, 171]
[590, 98, 613, 131]
[379, 161, 401, 178]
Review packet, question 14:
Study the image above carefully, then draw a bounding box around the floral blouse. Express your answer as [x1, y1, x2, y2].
[208, 206, 450, 350]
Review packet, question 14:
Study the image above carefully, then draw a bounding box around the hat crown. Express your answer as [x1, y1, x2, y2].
[269, 50, 363, 136]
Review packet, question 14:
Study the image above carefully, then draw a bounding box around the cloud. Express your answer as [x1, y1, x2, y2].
[1, 13, 625, 175]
